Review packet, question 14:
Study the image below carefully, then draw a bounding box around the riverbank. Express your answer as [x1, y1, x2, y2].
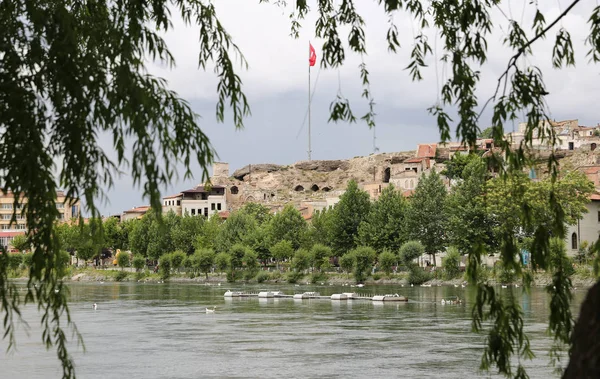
[10, 267, 597, 289]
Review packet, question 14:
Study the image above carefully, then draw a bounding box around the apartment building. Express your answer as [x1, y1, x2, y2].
[0, 191, 80, 250]
[162, 185, 226, 218]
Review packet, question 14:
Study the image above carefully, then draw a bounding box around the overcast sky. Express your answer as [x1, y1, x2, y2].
[95, 0, 600, 216]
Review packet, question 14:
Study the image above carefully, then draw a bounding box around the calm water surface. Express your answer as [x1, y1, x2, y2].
[0, 282, 585, 378]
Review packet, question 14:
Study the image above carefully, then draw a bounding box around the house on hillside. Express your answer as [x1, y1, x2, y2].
[565, 193, 600, 257]
[161, 185, 227, 218]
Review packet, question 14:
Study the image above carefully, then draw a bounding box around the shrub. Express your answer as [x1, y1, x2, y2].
[378, 250, 397, 276]
[159, 253, 172, 280]
[132, 255, 146, 272]
[286, 271, 304, 284]
[292, 248, 311, 272]
[442, 247, 461, 280]
[310, 244, 332, 271]
[372, 273, 382, 281]
[351, 246, 376, 283]
[399, 241, 425, 264]
[255, 271, 270, 283]
[22, 253, 33, 267]
[117, 251, 130, 270]
[8, 254, 22, 272]
[339, 253, 355, 274]
[171, 250, 186, 271]
[115, 271, 128, 282]
[408, 267, 432, 285]
[310, 271, 328, 284]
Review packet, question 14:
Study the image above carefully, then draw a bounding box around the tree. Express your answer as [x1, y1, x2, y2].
[228, 244, 247, 274]
[132, 255, 146, 272]
[103, 217, 123, 251]
[240, 203, 272, 225]
[10, 235, 29, 253]
[195, 248, 215, 279]
[339, 253, 355, 275]
[378, 250, 397, 276]
[214, 252, 230, 274]
[330, 180, 371, 256]
[399, 241, 425, 266]
[310, 244, 333, 272]
[215, 211, 257, 253]
[170, 250, 186, 272]
[116, 251, 130, 270]
[146, 211, 178, 260]
[351, 246, 376, 283]
[404, 170, 448, 267]
[171, 215, 204, 256]
[357, 184, 407, 253]
[442, 247, 461, 280]
[477, 127, 494, 139]
[267, 205, 307, 249]
[242, 248, 259, 273]
[440, 152, 481, 181]
[158, 253, 172, 281]
[307, 208, 334, 247]
[195, 214, 223, 251]
[292, 248, 311, 273]
[129, 215, 153, 257]
[269, 240, 294, 270]
[4, 1, 600, 376]
[446, 157, 496, 257]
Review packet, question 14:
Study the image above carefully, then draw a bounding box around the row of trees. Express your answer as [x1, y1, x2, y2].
[51, 155, 594, 281]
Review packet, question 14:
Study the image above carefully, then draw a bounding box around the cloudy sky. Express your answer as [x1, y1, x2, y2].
[96, 0, 600, 216]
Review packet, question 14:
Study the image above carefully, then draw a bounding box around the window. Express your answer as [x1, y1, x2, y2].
[211, 203, 215, 210]
[1, 225, 11, 230]
[1, 214, 11, 220]
[597, 210, 600, 223]
[17, 224, 26, 230]
[217, 203, 222, 211]
[177, 200, 180, 206]
[204, 208, 208, 217]
[191, 209, 196, 215]
[1, 204, 12, 209]
[571, 232, 578, 250]
[56, 203, 64, 209]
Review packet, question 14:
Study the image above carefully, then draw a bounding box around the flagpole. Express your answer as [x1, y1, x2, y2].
[308, 41, 312, 161]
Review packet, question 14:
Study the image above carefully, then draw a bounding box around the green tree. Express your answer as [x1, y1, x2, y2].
[378, 250, 397, 276]
[146, 211, 178, 260]
[441, 152, 481, 181]
[307, 208, 334, 247]
[339, 253, 355, 275]
[477, 127, 494, 139]
[228, 244, 247, 274]
[214, 252, 230, 275]
[129, 215, 153, 257]
[442, 247, 461, 280]
[102, 217, 123, 251]
[357, 184, 407, 253]
[405, 170, 448, 266]
[330, 180, 371, 256]
[446, 157, 496, 257]
[195, 214, 223, 251]
[195, 248, 215, 279]
[132, 255, 146, 272]
[171, 215, 204, 256]
[351, 246, 376, 283]
[270, 240, 294, 270]
[240, 202, 272, 225]
[170, 250, 187, 272]
[292, 248, 311, 273]
[399, 241, 425, 266]
[267, 205, 307, 249]
[159, 253, 172, 281]
[242, 248, 259, 273]
[10, 235, 29, 253]
[116, 251, 130, 270]
[215, 212, 257, 253]
[310, 244, 332, 272]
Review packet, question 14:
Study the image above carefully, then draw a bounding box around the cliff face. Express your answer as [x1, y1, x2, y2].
[210, 151, 415, 211]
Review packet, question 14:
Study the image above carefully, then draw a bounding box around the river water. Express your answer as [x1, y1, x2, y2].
[0, 282, 586, 379]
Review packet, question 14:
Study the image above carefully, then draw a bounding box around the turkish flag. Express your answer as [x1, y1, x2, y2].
[309, 43, 316, 67]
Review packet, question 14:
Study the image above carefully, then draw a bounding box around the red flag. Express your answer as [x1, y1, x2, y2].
[309, 43, 316, 67]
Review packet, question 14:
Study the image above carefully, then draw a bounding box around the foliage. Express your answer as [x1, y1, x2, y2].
[270, 240, 294, 267]
[351, 246, 376, 283]
[330, 180, 371, 256]
[357, 184, 407, 253]
[441, 153, 481, 181]
[146, 212, 178, 260]
[310, 244, 332, 272]
[132, 255, 146, 272]
[378, 250, 397, 276]
[404, 170, 448, 266]
[170, 250, 187, 271]
[116, 251, 130, 270]
[307, 208, 334, 247]
[228, 244, 248, 274]
[442, 247, 461, 280]
[215, 212, 257, 254]
[10, 235, 29, 253]
[477, 127, 494, 139]
[339, 253, 355, 274]
[195, 214, 223, 251]
[242, 248, 259, 273]
[195, 249, 215, 279]
[267, 205, 307, 249]
[292, 248, 311, 272]
[171, 215, 204, 256]
[159, 254, 172, 281]
[255, 271, 270, 283]
[214, 252, 230, 274]
[407, 267, 432, 286]
[285, 271, 304, 284]
[8, 254, 22, 272]
[240, 203, 272, 225]
[399, 241, 425, 265]
[115, 271, 128, 282]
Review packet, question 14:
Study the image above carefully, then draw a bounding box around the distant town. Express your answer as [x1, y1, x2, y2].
[2, 119, 600, 258]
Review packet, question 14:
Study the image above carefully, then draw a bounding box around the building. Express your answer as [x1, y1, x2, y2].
[120, 206, 150, 222]
[162, 185, 227, 218]
[565, 193, 600, 257]
[0, 191, 80, 250]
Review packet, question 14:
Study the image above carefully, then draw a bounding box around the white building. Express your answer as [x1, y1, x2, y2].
[565, 194, 600, 257]
[162, 185, 227, 218]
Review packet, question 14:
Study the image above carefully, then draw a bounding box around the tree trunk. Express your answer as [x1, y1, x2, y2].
[563, 280, 600, 378]
[432, 253, 437, 267]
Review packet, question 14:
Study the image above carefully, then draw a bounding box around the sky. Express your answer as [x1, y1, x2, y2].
[95, 0, 600, 216]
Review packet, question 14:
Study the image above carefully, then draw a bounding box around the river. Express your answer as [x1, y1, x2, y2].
[0, 282, 585, 378]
